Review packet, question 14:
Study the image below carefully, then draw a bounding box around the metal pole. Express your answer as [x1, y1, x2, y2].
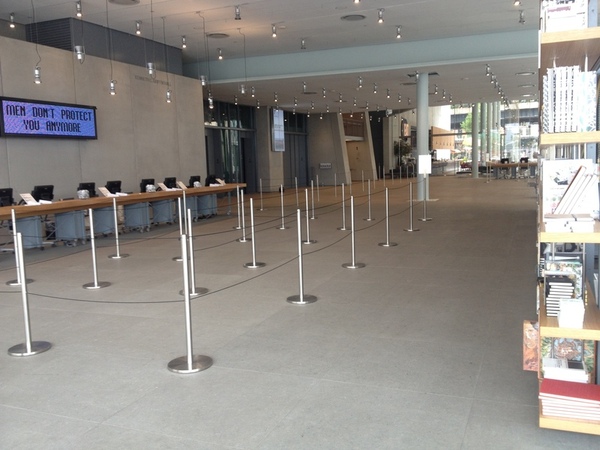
[295, 176, 299, 207]
[334, 173, 337, 197]
[244, 198, 265, 268]
[338, 183, 347, 231]
[187, 208, 208, 296]
[379, 188, 397, 247]
[238, 190, 249, 242]
[278, 184, 287, 229]
[259, 178, 264, 211]
[361, 170, 364, 191]
[8, 233, 52, 357]
[109, 198, 129, 259]
[168, 233, 213, 373]
[310, 180, 316, 220]
[83, 209, 111, 289]
[404, 183, 420, 232]
[316, 174, 320, 202]
[6, 209, 33, 286]
[233, 185, 241, 229]
[286, 209, 317, 305]
[419, 173, 432, 222]
[303, 189, 316, 244]
[172, 198, 184, 261]
[364, 180, 373, 221]
[343, 196, 365, 269]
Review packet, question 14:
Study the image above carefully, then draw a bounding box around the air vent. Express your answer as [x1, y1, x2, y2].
[26, 19, 72, 51]
[341, 15, 366, 21]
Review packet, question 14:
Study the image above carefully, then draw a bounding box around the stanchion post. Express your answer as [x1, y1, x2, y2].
[364, 180, 373, 221]
[237, 190, 250, 242]
[310, 180, 316, 220]
[419, 173, 432, 222]
[338, 183, 348, 231]
[316, 174, 320, 202]
[277, 184, 288, 230]
[259, 178, 265, 211]
[109, 198, 129, 259]
[303, 189, 316, 244]
[404, 183, 420, 232]
[6, 209, 34, 286]
[172, 198, 184, 261]
[342, 196, 365, 269]
[286, 210, 317, 305]
[295, 176, 299, 207]
[180, 209, 209, 297]
[233, 185, 241, 229]
[379, 188, 397, 247]
[244, 198, 266, 268]
[168, 233, 213, 374]
[8, 233, 51, 356]
[83, 208, 111, 289]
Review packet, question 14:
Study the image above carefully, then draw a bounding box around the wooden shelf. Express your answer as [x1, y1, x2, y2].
[540, 27, 600, 72]
[538, 296, 600, 340]
[539, 130, 600, 147]
[539, 219, 600, 244]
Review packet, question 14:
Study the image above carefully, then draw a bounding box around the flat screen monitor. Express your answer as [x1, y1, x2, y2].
[77, 182, 96, 197]
[520, 157, 529, 163]
[163, 177, 177, 189]
[0, 96, 97, 139]
[188, 175, 201, 187]
[0, 187, 13, 206]
[500, 158, 510, 164]
[105, 180, 121, 194]
[31, 185, 54, 202]
[140, 178, 155, 193]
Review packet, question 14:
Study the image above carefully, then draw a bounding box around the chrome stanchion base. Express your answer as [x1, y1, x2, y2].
[8, 341, 52, 357]
[6, 279, 34, 286]
[418, 218, 432, 222]
[403, 228, 420, 232]
[342, 262, 366, 269]
[172, 256, 183, 262]
[109, 254, 129, 259]
[286, 294, 317, 305]
[168, 354, 213, 374]
[244, 262, 266, 269]
[277, 225, 289, 230]
[179, 287, 209, 297]
[233, 225, 242, 230]
[378, 242, 398, 247]
[82, 281, 111, 289]
[302, 240, 317, 245]
[237, 237, 251, 242]
[363, 218, 374, 222]
[337, 227, 349, 231]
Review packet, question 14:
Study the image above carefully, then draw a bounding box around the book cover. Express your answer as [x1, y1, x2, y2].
[540, 379, 600, 405]
[523, 320, 539, 371]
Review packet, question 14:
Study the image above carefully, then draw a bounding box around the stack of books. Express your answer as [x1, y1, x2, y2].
[542, 357, 590, 383]
[540, 379, 600, 421]
[545, 275, 575, 317]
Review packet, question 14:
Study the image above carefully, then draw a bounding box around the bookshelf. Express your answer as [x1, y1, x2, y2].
[537, 5, 600, 435]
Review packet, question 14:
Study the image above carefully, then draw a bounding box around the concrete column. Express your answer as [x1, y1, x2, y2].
[416, 72, 429, 200]
[481, 102, 487, 164]
[472, 103, 479, 179]
[487, 102, 492, 159]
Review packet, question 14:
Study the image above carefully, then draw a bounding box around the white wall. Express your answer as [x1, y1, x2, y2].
[307, 113, 350, 185]
[0, 36, 205, 199]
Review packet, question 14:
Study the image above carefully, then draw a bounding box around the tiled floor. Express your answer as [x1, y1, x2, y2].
[1, 175, 599, 449]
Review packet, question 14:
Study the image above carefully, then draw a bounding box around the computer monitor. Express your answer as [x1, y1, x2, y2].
[140, 178, 155, 193]
[520, 157, 529, 164]
[77, 182, 96, 197]
[188, 175, 201, 187]
[31, 185, 54, 202]
[105, 180, 121, 194]
[500, 158, 510, 164]
[0, 187, 13, 206]
[163, 177, 177, 189]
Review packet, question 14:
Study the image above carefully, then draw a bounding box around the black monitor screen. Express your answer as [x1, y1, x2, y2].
[105, 180, 121, 194]
[140, 178, 155, 192]
[163, 177, 176, 189]
[500, 158, 510, 164]
[0, 187, 13, 206]
[520, 157, 529, 163]
[188, 175, 201, 187]
[77, 182, 96, 197]
[31, 185, 54, 201]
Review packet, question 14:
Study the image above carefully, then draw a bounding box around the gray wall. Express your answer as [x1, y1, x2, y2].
[307, 113, 350, 186]
[0, 36, 205, 199]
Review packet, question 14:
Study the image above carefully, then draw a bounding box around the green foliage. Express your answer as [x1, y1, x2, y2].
[460, 112, 472, 133]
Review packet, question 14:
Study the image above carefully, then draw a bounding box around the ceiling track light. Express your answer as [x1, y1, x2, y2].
[76, 1, 82, 18]
[271, 24, 277, 37]
[34, 66, 41, 84]
[251, 86, 255, 97]
[353, 97, 357, 107]
[339, 93, 343, 102]
[9, 13, 15, 28]
[386, 89, 390, 99]
[378, 9, 384, 24]
[398, 94, 402, 102]
[354, 0, 360, 4]
[396, 26, 402, 39]
[166, 89, 172, 103]
[485, 64, 491, 76]
[109, 79, 116, 95]
[294, 97, 298, 106]
[74, 45, 85, 63]
[519, 10, 525, 24]
[326, 105, 330, 112]
[234, 5, 241, 20]
[303, 81, 307, 93]
[147, 62, 155, 78]
[513, 0, 521, 6]
[357, 76, 363, 89]
[218, 48, 223, 60]
[311, 101, 315, 109]
[200, 75, 207, 86]
[181, 36, 187, 49]
[301, 38, 306, 50]
[322, 88, 326, 98]
[256, 99, 260, 108]
[135, 21, 141, 35]
[274, 92, 278, 102]
[208, 91, 214, 109]
[434, 84, 439, 94]
[234, 95, 238, 105]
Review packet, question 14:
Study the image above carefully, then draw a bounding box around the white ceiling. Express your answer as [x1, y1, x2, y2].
[1, 0, 543, 113]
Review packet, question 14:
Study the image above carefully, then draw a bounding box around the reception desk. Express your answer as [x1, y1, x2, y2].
[486, 161, 538, 179]
[0, 184, 244, 244]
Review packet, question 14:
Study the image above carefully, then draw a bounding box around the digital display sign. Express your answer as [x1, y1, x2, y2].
[0, 97, 97, 139]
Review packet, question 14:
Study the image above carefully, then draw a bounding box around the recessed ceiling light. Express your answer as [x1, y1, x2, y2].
[341, 14, 366, 21]
[519, 84, 535, 88]
[515, 71, 536, 76]
[207, 33, 230, 39]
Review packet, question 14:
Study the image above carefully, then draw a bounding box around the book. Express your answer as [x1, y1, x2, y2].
[540, 379, 600, 405]
[523, 320, 539, 371]
[539, 337, 595, 381]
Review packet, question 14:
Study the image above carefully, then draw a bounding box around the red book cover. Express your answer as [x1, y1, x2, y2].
[540, 379, 600, 405]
